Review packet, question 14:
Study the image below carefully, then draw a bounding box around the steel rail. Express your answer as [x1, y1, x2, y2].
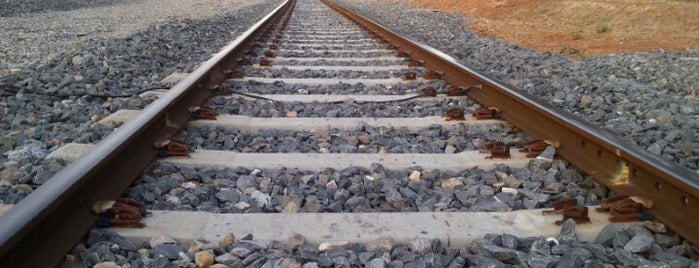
[0, 1, 294, 266]
[321, 0, 699, 243]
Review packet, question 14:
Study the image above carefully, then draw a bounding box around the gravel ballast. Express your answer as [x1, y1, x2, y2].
[0, 0, 283, 203]
[207, 95, 476, 117]
[128, 159, 607, 213]
[224, 79, 448, 95]
[182, 124, 526, 153]
[335, 0, 699, 171]
[69, 220, 698, 267]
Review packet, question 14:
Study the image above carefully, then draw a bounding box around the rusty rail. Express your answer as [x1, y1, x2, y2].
[321, 0, 698, 243]
[0, 1, 294, 266]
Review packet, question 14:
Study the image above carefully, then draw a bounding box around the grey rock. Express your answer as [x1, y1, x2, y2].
[654, 233, 680, 247]
[500, 234, 519, 250]
[366, 258, 386, 268]
[465, 254, 506, 268]
[527, 254, 558, 268]
[215, 253, 237, 265]
[613, 232, 631, 249]
[389, 260, 404, 268]
[529, 237, 551, 255]
[366, 238, 396, 252]
[236, 175, 257, 189]
[358, 252, 375, 263]
[594, 223, 624, 246]
[316, 254, 333, 267]
[153, 243, 181, 260]
[422, 252, 443, 267]
[580, 243, 611, 262]
[302, 262, 319, 268]
[557, 247, 592, 268]
[624, 234, 655, 253]
[612, 249, 643, 266]
[446, 256, 466, 268]
[478, 243, 518, 262]
[231, 247, 252, 258]
[641, 221, 668, 233]
[557, 218, 578, 244]
[625, 224, 654, 239]
[652, 250, 693, 268]
[404, 257, 425, 268]
[215, 190, 240, 203]
[551, 243, 572, 256]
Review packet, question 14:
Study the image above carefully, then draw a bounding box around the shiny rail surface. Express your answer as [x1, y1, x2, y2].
[0, 0, 697, 266]
[321, 0, 698, 244]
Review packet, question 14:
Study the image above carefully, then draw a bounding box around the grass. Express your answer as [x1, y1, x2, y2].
[596, 24, 612, 34]
[559, 46, 587, 60]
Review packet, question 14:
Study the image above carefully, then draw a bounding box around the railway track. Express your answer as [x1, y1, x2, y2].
[0, 0, 697, 266]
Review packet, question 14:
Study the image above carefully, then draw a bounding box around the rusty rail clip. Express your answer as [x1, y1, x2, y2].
[154, 138, 192, 158]
[247, 50, 258, 57]
[190, 106, 217, 120]
[95, 199, 149, 228]
[419, 87, 437, 97]
[555, 206, 590, 226]
[264, 51, 275, 58]
[228, 69, 245, 79]
[260, 58, 272, 67]
[238, 58, 253, 66]
[596, 195, 652, 222]
[403, 72, 417, 80]
[424, 70, 441, 80]
[211, 85, 232, 96]
[541, 198, 591, 225]
[269, 44, 278, 50]
[445, 108, 465, 121]
[444, 84, 482, 96]
[542, 198, 578, 215]
[520, 140, 550, 158]
[472, 107, 500, 120]
[484, 142, 511, 159]
[396, 51, 409, 58]
[408, 60, 422, 67]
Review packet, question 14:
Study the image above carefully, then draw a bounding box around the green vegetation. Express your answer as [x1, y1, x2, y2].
[596, 24, 612, 34]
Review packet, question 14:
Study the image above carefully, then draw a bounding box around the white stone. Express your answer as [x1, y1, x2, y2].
[318, 241, 349, 252]
[441, 178, 463, 188]
[149, 234, 176, 248]
[234, 201, 250, 210]
[93, 262, 119, 268]
[501, 187, 518, 194]
[326, 180, 338, 190]
[408, 171, 421, 181]
[251, 190, 271, 208]
[181, 182, 197, 189]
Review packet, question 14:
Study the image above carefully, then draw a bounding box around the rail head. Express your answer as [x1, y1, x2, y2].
[320, 0, 698, 243]
[0, 1, 294, 266]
